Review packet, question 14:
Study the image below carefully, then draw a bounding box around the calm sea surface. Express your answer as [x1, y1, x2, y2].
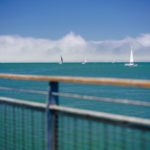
[0, 62, 150, 118]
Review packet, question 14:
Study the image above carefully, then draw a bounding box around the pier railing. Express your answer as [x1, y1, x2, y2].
[0, 73, 150, 150]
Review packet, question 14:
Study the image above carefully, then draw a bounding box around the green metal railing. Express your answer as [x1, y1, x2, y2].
[0, 97, 46, 150]
[0, 74, 150, 150]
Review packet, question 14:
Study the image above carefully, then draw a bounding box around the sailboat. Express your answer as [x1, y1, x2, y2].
[125, 47, 137, 67]
[59, 56, 63, 64]
[82, 57, 87, 64]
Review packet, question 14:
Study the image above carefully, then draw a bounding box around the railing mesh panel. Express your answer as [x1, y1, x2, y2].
[0, 99, 150, 150]
[56, 113, 150, 150]
[0, 102, 46, 150]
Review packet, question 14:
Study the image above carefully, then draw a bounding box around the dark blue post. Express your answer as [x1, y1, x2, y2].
[47, 82, 58, 150]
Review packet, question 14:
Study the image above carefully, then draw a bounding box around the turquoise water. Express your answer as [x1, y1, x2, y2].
[0, 62, 150, 118]
[0, 62, 150, 79]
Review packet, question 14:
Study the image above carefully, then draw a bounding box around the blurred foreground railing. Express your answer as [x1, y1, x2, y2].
[0, 73, 150, 150]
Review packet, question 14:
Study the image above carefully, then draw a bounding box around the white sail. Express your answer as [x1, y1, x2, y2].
[130, 47, 134, 64]
[125, 47, 137, 67]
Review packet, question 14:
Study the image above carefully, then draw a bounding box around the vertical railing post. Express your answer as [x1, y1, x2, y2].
[47, 82, 58, 150]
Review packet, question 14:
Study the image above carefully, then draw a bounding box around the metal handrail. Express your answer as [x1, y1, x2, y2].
[0, 96, 46, 109]
[0, 86, 150, 107]
[0, 73, 150, 88]
[50, 105, 150, 129]
[0, 96, 150, 129]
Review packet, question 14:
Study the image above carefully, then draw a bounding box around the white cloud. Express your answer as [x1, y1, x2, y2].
[0, 32, 150, 62]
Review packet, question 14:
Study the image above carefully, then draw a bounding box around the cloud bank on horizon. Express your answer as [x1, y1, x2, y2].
[0, 32, 150, 62]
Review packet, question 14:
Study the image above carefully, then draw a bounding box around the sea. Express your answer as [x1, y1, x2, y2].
[0, 62, 150, 118]
[0, 62, 150, 150]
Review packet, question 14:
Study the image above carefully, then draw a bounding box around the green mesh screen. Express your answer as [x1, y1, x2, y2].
[0, 100, 150, 150]
[57, 113, 150, 150]
[0, 102, 46, 150]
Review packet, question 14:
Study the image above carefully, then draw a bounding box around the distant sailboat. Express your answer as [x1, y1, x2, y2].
[59, 56, 63, 64]
[82, 57, 87, 64]
[125, 47, 137, 67]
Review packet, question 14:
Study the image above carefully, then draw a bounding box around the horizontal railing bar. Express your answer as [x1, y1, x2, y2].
[0, 96, 150, 129]
[0, 73, 150, 88]
[0, 96, 46, 109]
[0, 86, 47, 95]
[0, 87, 150, 107]
[0, 86, 150, 107]
[52, 92, 150, 107]
[50, 105, 150, 129]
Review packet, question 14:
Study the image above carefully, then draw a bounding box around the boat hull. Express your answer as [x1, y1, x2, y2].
[125, 63, 138, 67]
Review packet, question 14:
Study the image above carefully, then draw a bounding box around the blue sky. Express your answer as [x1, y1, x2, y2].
[0, 0, 150, 62]
[0, 0, 150, 40]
